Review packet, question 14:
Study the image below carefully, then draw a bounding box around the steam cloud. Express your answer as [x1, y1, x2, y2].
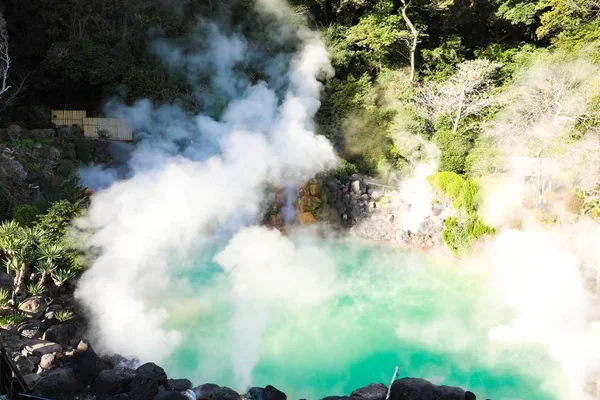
[75, 0, 336, 379]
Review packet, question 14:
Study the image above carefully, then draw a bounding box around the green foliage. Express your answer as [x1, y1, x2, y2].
[56, 160, 77, 178]
[13, 205, 41, 227]
[16, 139, 35, 149]
[495, 0, 542, 26]
[421, 36, 467, 82]
[434, 128, 472, 174]
[51, 268, 76, 287]
[0, 312, 26, 328]
[27, 282, 46, 296]
[0, 184, 15, 221]
[37, 200, 83, 244]
[0, 288, 8, 305]
[428, 172, 494, 255]
[54, 310, 74, 323]
[74, 138, 92, 163]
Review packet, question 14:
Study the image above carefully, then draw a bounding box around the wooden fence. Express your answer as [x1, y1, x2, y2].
[51, 110, 133, 141]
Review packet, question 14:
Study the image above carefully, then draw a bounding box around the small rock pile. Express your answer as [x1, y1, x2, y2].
[265, 174, 381, 230]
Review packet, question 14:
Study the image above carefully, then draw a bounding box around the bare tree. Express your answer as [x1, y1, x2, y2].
[399, 0, 419, 82]
[0, 13, 11, 99]
[416, 59, 502, 133]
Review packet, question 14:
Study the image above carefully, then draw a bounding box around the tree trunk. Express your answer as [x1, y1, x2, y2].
[38, 271, 48, 288]
[13, 265, 27, 298]
[453, 90, 465, 134]
[401, 0, 419, 81]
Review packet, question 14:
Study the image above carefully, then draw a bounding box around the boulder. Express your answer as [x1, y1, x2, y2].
[42, 324, 71, 347]
[247, 385, 287, 400]
[351, 383, 388, 400]
[71, 346, 100, 385]
[136, 362, 168, 386]
[298, 195, 322, 212]
[296, 212, 317, 225]
[435, 385, 465, 399]
[18, 320, 44, 339]
[370, 191, 382, 202]
[193, 383, 240, 400]
[351, 180, 361, 195]
[351, 174, 360, 181]
[39, 353, 55, 370]
[23, 373, 41, 389]
[167, 378, 193, 391]
[13, 355, 35, 375]
[129, 377, 160, 400]
[33, 367, 78, 399]
[155, 392, 190, 400]
[23, 341, 62, 357]
[307, 181, 322, 197]
[19, 296, 48, 319]
[465, 392, 477, 400]
[91, 368, 136, 395]
[389, 378, 436, 400]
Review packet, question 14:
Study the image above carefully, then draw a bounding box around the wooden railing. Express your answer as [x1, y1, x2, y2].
[0, 344, 51, 400]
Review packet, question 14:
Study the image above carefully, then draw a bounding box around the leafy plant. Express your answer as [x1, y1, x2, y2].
[0, 288, 9, 305]
[13, 204, 41, 227]
[35, 259, 57, 287]
[51, 268, 76, 287]
[54, 310, 73, 323]
[0, 312, 26, 328]
[27, 282, 46, 296]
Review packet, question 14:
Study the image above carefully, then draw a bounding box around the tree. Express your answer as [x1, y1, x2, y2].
[0, 13, 10, 99]
[399, 0, 420, 81]
[537, 0, 600, 39]
[37, 200, 83, 244]
[417, 59, 502, 134]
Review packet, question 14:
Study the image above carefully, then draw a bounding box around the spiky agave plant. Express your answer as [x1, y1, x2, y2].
[51, 268, 76, 287]
[54, 310, 73, 323]
[27, 282, 46, 296]
[37, 242, 65, 264]
[0, 288, 8, 305]
[0, 311, 26, 328]
[35, 259, 56, 287]
[10, 247, 37, 298]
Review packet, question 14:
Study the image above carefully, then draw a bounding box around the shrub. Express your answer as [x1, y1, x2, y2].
[13, 204, 41, 226]
[38, 200, 82, 243]
[567, 191, 584, 214]
[56, 159, 77, 178]
[434, 129, 471, 174]
[74, 138, 92, 162]
[0, 184, 14, 221]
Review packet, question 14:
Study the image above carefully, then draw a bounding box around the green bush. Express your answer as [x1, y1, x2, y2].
[56, 160, 77, 178]
[13, 204, 41, 227]
[16, 139, 35, 149]
[74, 138, 92, 163]
[38, 200, 83, 243]
[435, 129, 471, 174]
[0, 184, 14, 221]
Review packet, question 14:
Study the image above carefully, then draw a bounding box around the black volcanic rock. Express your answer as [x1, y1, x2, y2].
[167, 378, 193, 391]
[130, 376, 160, 400]
[247, 385, 287, 400]
[32, 367, 78, 399]
[91, 368, 136, 395]
[136, 362, 168, 386]
[321, 397, 351, 400]
[390, 378, 436, 400]
[193, 383, 240, 400]
[351, 383, 388, 400]
[155, 392, 190, 400]
[436, 385, 465, 399]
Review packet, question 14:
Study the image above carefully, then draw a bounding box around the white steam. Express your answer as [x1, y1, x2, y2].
[214, 226, 337, 388]
[75, 13, 336, 373]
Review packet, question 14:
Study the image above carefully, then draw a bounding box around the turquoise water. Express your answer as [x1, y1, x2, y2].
[160, 238, 564, 400]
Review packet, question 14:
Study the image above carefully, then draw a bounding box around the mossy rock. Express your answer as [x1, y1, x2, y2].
[297, 195, 322, 213]
[315, 204, 342, 226]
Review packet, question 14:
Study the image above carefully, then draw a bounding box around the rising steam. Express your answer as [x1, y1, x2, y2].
[75, 0, 336, 376]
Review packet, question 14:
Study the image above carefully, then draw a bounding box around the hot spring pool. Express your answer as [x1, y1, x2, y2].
[158, 237, 565, 400]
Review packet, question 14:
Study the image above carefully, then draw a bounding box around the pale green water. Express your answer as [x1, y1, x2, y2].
[161, 239, 564, 400]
